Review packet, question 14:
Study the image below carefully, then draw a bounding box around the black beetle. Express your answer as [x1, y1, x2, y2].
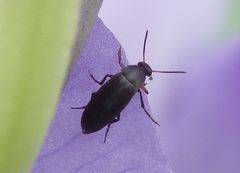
[72, 31, 185, 142]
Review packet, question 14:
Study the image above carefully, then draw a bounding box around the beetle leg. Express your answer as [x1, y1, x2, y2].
[140, 85, 149, 94]
[118, 46, 125, 69]
[71, 92, 96, 109]
[103, 114, 120, 143]
[89, 71, 113, 85]
[138, 90, 160, 126]
[71, 106, 86, 109]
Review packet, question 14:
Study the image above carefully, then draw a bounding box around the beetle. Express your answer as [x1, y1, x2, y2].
[72, 30, 185, 142]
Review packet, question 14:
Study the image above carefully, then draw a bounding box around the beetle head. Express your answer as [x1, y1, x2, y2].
[138, 62, 152, 76]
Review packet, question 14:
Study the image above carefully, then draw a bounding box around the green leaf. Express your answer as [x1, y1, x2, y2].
[0, 0, 80, 172]
[223, 0, 240, 35]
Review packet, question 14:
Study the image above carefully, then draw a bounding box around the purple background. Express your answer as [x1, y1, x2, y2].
[160, 38, 240, 173]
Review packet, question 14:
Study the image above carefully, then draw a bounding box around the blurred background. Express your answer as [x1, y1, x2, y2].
[99, 0, 240, 173]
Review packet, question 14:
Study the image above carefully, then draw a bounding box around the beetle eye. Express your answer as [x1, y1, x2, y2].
[149, 76, 153, 80]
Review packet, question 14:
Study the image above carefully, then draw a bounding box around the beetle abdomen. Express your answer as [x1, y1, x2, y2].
[81, 73, 137, 133]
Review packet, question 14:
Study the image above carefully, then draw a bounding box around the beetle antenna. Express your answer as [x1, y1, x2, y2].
[152, 70, 186, 74]
[143, 30, 148, 62]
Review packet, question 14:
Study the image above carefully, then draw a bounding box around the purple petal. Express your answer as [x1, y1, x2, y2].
[32, 18, 170, 173]
[160, 37, 240, 173]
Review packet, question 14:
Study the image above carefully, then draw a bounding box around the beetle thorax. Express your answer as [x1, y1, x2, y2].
[121, 65, 147, 89]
